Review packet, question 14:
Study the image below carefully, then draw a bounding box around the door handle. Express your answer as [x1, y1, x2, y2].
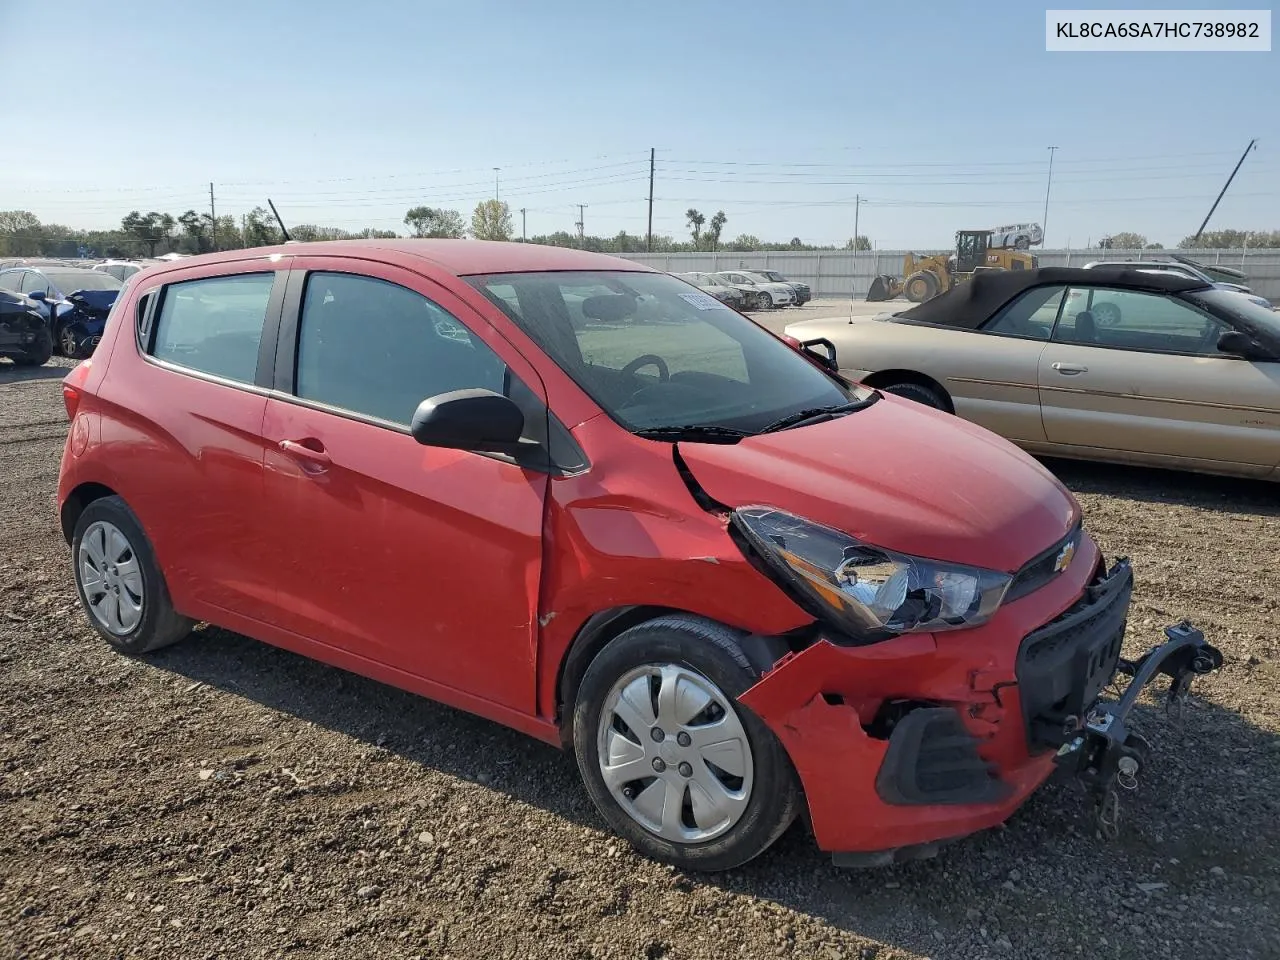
[279, 439, 331, 472]
[1051, 362, 1089, 376]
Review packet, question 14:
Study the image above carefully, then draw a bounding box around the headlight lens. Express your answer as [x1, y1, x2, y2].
[733, 506, 1012, 636]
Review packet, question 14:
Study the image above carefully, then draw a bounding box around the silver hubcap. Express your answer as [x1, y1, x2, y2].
[597, 664, 754, 843]
[78, 520, 144, 635]
[61, 328, 76, 353]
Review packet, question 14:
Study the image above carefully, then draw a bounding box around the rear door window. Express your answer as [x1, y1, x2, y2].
[150, 273, 276, 383]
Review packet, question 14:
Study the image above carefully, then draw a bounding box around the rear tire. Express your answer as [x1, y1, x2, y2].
[572, 615, 801, 872]
[11, 329, 53, 367]
[882, 381, 947, 410]
[71, 496, 194, 656]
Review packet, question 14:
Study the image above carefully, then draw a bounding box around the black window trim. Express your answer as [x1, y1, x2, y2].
[273, 267, 588, 477]
[1048, 284, 1242, 361]
[139, 267, 289, 392]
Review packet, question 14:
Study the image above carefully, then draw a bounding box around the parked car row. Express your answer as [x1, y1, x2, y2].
[54, 240, 1220, 874]
[674, 269, 812, 310]
[0, 264, 126, 363]
[1082, 257, 1272, 308]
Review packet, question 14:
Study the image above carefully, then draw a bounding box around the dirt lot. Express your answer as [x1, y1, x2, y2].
[2, 358, 1278, 960]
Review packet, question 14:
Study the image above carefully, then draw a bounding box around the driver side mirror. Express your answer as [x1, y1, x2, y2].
[28, 290, 46, 301]
[1217, 329, 1267, 359]
[410, 388, 531, 455]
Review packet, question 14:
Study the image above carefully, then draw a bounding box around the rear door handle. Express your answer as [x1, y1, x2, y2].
[1051, 362, 1089, 376]
[279, 439, 331, 473]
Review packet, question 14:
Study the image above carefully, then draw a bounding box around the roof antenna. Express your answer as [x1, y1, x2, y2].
[267, 198, 292, 243]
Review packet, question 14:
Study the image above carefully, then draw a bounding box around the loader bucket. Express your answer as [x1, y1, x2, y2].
[866, 275, 898, 302]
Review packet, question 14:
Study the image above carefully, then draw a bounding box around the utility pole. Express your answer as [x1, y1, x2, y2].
[519, 207, 527, 242]
[1192, 139, 1257, 245]
[646, 147, 655, 252]
[853, 194, 861, 249]
[576, 204, 587, 247]
[209, 182, 217, 252]
[1042, 146, 1057, 247]
[493, 167, 500, 201]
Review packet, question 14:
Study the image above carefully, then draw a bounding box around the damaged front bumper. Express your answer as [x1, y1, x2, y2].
[738, 557, 1223, 867]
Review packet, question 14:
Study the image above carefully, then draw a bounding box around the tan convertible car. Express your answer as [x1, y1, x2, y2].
[784, 267, 1280, 481]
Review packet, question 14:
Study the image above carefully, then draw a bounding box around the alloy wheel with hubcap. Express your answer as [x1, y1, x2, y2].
[58, 323, 80, 357]
[597, 663, 754, 843]
[71, 495, 194, 654]
[573, 615, 801, 871]
[78, 520, 145, 635]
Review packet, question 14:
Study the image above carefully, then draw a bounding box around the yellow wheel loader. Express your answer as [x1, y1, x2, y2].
[867, 230, 1037, 303]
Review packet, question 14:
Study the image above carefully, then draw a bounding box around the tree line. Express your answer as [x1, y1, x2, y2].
[2, 203, 1276, 260]
[1102, 229, 1280, 250]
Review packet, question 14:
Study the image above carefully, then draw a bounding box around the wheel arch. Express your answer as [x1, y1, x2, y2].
[553, 605, 792, 748]
[860, 369, 955, 413]
[60, 481, 118, 544]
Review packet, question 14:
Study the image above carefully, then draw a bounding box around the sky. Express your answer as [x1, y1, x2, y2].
[0, 0, 1276, 249]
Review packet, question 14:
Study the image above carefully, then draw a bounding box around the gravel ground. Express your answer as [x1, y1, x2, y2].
[2, 357, 1278, 960]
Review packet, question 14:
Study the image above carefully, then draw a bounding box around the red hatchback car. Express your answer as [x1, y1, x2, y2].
[57, 240, 1219, 870]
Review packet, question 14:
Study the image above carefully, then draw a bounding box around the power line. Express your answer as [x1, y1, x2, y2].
[662, 149, 1247, 169]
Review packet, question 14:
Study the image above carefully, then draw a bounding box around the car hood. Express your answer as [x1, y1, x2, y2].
[678, 395, 1079, 573]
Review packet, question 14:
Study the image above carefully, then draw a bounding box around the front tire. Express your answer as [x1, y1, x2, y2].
[882, 381, 947, 409]
[572, 615, 801, 872]
[904, 271, 938, 303]
[55, 320, 79, 358]
[72, 496, 194, 655]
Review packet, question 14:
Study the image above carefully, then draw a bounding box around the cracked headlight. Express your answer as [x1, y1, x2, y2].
[732, 506, 1012, 636]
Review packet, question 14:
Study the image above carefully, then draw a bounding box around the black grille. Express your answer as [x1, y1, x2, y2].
[1016, 560, 1132, 750]
[1006, 523, 1083, 603]
[875, 707, 1009, 806]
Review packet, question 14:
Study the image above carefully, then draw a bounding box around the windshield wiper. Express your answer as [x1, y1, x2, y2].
[633, 424, 752, 444]
[758, 394, 880, 434]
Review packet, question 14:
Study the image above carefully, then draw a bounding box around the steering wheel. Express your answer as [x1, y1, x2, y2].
[621, 354, 670, 382]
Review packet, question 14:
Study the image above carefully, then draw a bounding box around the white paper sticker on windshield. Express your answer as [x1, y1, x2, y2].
[679, 292, 725, 311]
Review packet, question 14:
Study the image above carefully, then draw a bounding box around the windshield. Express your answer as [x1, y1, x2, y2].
[1188, 289, 1280, 337]
[468, 270, 863, 434]
[44, 269, 122, 293]
[743, 272, 773, 284]
[759, 271, 784, 282]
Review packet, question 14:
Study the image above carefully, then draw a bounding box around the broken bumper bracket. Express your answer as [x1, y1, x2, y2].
[1053, 620, 1224, 839]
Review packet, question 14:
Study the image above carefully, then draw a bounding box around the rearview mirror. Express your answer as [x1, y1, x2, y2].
[410, 388, 528, 454]
[1217, 329, 1267, 359]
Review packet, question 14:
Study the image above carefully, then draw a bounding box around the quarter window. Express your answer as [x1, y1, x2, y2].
[151, 273, 275, 383]
[1055, 287, 1227, 355]
[983, 285, 1065, 340]
[294, 272, 508, 427]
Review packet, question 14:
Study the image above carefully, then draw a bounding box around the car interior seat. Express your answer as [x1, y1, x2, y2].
[1072, 310, 1096, 343]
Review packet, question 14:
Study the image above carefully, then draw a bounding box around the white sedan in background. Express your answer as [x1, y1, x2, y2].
[713, 271, 795, 310]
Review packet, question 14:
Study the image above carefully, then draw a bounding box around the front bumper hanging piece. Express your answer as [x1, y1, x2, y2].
[1054, 621, 1223, 840]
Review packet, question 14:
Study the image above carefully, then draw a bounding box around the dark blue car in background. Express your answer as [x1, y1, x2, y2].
[0, 266, 122, 358]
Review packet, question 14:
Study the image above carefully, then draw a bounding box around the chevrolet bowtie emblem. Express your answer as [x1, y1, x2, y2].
[1053, 540, 1076, 573]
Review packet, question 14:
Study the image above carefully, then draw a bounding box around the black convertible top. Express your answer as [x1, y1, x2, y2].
[895, 266, 1209, 329]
